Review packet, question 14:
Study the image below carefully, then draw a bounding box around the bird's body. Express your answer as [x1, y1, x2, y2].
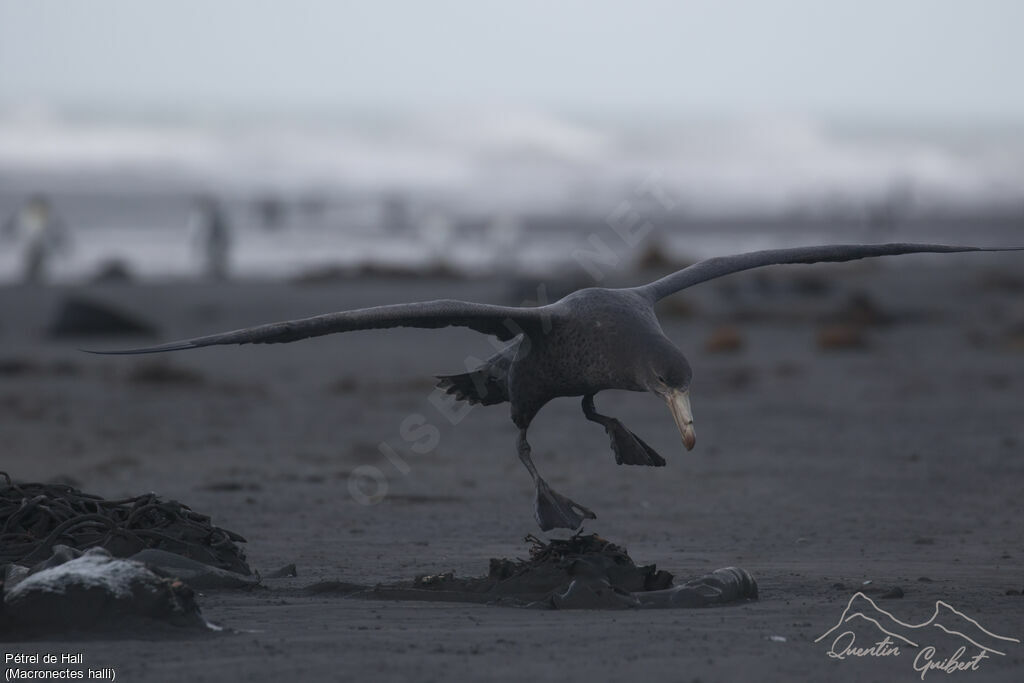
[504, 288, 660, 420]
[90, 243, 1023, 530]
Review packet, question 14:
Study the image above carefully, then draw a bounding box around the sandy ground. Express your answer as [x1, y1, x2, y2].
[1, 256, 1023, 681]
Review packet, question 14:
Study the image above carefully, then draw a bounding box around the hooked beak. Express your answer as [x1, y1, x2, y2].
[664, 389, 695, 451]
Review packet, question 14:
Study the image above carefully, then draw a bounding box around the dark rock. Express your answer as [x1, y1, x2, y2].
[0, 358, 41, 376]
[91, 259, 135, 284]
[48, 297, 156, 337]
[127, 361, 205, 386]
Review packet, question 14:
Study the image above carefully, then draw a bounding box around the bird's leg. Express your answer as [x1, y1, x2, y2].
[582, 394, 666, 467]
[517, 428, 596, 531]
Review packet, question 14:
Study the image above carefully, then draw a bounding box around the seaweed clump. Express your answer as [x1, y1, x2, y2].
[485, 533, 674, 594]
[0, 472, 250, 575]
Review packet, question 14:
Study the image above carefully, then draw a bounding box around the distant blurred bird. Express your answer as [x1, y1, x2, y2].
[88, 243, 1023, 531]
[189, 195, 232, 280]
[2, 194, 71, 283]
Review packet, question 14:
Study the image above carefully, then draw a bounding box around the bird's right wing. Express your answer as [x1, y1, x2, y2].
[84, 299, 553, 354]
[634, 243, 1024, 302]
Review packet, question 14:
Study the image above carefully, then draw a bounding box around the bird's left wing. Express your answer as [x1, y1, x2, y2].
[633, 243, 1024, 302]
[84, 299, 552, 354]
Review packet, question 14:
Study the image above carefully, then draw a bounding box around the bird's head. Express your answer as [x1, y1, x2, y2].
[642, 343, 696, 451]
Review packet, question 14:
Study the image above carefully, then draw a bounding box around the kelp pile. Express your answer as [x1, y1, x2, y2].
[0, 472, 250, 575]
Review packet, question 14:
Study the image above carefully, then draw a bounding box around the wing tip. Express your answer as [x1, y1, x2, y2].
[79, 341, 198, 355]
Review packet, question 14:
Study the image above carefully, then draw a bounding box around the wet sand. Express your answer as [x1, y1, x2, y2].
[1, 258, 1023, 681]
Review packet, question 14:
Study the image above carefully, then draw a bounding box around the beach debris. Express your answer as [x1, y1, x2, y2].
[307, 533, 757, 610]
[789, 274, 832, 297]
[708, 366, 758, 392]
[127, 360, 206, 386]
[1002, 321, 1024, 351]
[633, 239, 694, 273]
[0, 472, 250, 575]
[977, 270, 1024, 293]
[704, 325, 745, 353]
[0, 357, 41, 376]
[826, 291, 895, 327]
[817, 323, 868, 350]
[549, 565, 758, 610]
[48, 296, 156, 337]
[815, 291, 901, 350]
[415, 571, 456, 587]
[658, 294, 699, 319]
[265, 563, 298, 579]
[855, 581, 905, 599]
[128, 549, 259, 589]
[0, 358, 81, 377]
[1, 546, 214, 638]
[831, 579, 903, 599]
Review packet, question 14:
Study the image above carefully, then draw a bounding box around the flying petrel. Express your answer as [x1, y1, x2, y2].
[89, 243, 1022, 531]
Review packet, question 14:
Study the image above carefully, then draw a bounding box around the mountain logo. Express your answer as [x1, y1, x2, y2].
[816, 592, 1020, 678]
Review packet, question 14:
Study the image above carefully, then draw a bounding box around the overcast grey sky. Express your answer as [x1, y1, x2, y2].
[1, 0, 1022, 122]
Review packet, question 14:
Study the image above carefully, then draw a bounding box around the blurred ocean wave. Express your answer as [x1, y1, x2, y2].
[1, 107, 1022, 283]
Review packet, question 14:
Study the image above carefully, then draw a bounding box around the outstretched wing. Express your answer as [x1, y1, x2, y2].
[85, 299, 551, 354]
[635, 243, 1024, 302]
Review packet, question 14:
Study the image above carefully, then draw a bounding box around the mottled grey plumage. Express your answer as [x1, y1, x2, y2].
[89, 243, 1023, 530]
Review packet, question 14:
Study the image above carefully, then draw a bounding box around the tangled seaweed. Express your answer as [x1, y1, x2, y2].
[308, 531, 756, 609]
[395, 531, 675, 601]
[0, 472, 250, 575]
[489, 532, 675, 593]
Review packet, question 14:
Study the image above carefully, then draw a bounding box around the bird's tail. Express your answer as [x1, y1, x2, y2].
[435, 368, 508, 406]
[435, 343, 515, 406]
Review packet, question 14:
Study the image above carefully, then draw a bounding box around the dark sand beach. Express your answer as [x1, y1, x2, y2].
[2, 258, 1023, 681]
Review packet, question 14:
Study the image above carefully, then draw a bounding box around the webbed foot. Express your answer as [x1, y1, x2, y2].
[604, 420, 666, 467]
[535, 480, 596, 531]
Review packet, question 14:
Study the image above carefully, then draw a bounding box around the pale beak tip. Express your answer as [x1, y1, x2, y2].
[665, 389, 696, 453]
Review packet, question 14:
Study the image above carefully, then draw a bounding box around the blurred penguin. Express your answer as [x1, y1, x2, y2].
[2, 194, 71, 283]
[189, 195, 233, 280]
